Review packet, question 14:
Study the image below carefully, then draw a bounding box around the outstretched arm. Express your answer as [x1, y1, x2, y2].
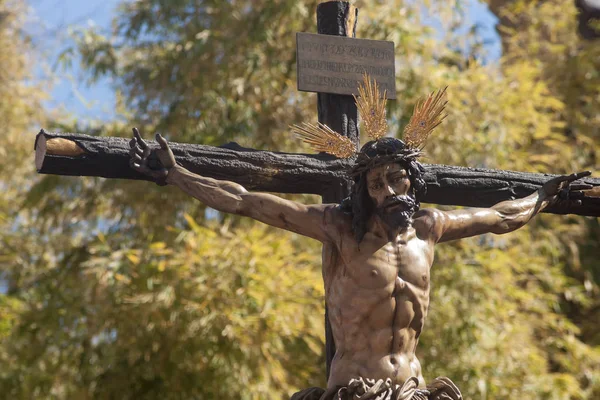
[129, 129, 334, 242]
[416, 172, 592, 243]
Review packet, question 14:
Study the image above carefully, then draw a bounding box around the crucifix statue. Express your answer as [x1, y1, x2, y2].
[34, 1, 599, 399]
[125, 72, 592, 399]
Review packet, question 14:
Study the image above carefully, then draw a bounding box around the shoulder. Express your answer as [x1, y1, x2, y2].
[324, 203, 351, 225]
[412, 208, 446, 242]
[413, 207, 445, 220]
[311, 203, 351, 238]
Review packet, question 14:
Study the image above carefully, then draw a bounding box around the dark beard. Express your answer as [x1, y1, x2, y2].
[375, 194, 419, 238]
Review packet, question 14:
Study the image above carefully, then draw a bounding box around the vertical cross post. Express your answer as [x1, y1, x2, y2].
[315, 0, 359, 379]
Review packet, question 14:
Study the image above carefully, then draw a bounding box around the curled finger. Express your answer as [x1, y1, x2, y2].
[132, 127, 148, 149]
[575, 171, 592, 179]
[129, 159, 144, 172]
[131, 152, 143, 164]
[570, 183, 594, 191]
[566, 171, 592, 182]
[129, 146, 144, 158]
[130, 160, 154, 176]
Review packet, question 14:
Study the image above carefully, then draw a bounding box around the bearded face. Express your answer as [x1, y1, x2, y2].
[345, 139, 427, 243]
[366, 163, 419, 233]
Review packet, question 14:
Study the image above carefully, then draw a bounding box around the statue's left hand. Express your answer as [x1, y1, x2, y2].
[541, 171, 593, 206]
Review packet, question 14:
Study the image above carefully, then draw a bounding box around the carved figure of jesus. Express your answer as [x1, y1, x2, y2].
[129, 128, 591, 400]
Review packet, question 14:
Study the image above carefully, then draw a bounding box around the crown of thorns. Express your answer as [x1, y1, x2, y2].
[291, 74, 447, 170]
[350, 147, 423, 177]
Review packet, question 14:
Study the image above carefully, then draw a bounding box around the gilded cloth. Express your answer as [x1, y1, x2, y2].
[291, 377, 462, 400]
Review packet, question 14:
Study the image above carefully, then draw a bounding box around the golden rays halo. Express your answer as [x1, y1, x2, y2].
[354, 73, 388, 141]
[290, 121, 356, 158]
[403, 87, 448, 149]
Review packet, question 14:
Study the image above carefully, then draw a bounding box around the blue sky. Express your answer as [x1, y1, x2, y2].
[27, 0, 121, 121]
[26, 0, 500, 123]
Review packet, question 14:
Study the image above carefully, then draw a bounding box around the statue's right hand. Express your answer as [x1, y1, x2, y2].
[129, 127, 176, 184]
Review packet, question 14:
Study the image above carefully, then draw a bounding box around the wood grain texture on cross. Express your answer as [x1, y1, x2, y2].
[34, 131, 600, 217]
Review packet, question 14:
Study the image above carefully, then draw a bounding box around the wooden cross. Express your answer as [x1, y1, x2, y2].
[34, 0, 600, 380]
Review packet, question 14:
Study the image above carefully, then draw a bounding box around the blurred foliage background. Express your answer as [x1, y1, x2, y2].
[0, 0, 599, 398]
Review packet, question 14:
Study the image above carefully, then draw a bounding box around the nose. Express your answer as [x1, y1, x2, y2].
[384, 184, 396, 197]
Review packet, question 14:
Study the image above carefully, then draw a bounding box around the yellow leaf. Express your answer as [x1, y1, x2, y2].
[114, 273, 130, 284]
[183, 213, 201, 232]
[126, 254, 140, 264]
[150, 242, 166, 250]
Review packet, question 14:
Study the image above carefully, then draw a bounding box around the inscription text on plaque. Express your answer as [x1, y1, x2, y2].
[296, 32, 396, 99]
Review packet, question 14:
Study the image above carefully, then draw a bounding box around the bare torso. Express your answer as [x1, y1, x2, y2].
[323, 208, 435, 389]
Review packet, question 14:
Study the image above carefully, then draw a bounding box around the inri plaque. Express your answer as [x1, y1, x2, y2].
[296, 32, 396, 99]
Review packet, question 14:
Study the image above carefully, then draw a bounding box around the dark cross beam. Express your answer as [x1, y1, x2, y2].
[34, 130, 600, 216]
[34, 0, 600, 384]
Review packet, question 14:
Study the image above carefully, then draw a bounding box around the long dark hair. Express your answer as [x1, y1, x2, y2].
[340, 138, 427, 243]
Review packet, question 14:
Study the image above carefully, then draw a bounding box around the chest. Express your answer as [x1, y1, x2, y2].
[332, 230, 434, 291]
